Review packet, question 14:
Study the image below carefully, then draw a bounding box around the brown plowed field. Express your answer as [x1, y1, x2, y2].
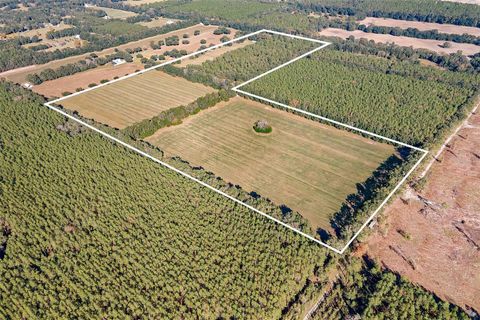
[33, 63, 141, 98]
[366, 109, 480, 312]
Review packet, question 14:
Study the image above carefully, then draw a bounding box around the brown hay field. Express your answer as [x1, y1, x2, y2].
[137, 18, 180, 28]
[59, 70, 215, 129]
[359, 17, 480, 37]
[145, 97, 394, 232]
[319, 28, 480, 55]
[0, 24, 221, 84]
[178, 40, 253, 67]
[32, 62, 142, 98]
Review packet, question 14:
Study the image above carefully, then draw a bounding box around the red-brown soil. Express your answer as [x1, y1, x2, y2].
[366, 110, 480, 312]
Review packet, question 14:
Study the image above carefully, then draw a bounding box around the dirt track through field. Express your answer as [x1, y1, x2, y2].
[146, 97, 394, 232]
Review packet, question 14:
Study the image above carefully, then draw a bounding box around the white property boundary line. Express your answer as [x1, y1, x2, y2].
[45, 29, 429, 255]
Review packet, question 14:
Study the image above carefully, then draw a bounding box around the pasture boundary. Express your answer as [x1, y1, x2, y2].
[45, 29, 429, 254]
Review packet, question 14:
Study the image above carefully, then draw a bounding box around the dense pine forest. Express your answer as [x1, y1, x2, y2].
[243, 49, 479, 147]
[0, 82, 330, 318]
[312, 257, 469, 319]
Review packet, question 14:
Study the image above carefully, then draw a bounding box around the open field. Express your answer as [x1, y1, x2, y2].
[137, 17, 179, 28]
[146, 97, 394, 232]
[359, 17, 480, 37]
[441, 0, 480, 4]
[367, 106, 480, 311]
[125, 0, 167, 5]
[60, 70, 215, 128]
[88, 6, 138, 19]
[32, 62, 141, 98]
[0, 24, 222, 84]
[319, 28, 480, 55]
[178, 40, 253, 66]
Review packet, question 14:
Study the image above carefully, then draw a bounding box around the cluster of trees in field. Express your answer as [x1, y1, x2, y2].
[0, 12, 194, 72]
[243, 49, 478, 147]
[26, 51, 134, 85]
[0, 0, 81, 34]
[294, 0, 480, 27]
[312, 257, 469, 319]
[0, 80, 331, 318]
[123, 88, 235, 139]
[45, 27, 79, 39]
[356, 24, 480, 46]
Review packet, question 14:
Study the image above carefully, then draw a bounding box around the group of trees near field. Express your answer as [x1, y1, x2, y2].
[0, 11, 194, 72]
[294, 0, 480, 27]
[0, 81, 330, 318]
[123, 89, 235, 139]
[312, 256, 469, 319]
[161, 35, 317, 89]
[26, 51, 134, 85]
[243, 49, 479, 147]
[356, 24, 480, 46]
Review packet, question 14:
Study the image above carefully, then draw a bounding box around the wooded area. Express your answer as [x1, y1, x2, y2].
[0, 81, 330, 318]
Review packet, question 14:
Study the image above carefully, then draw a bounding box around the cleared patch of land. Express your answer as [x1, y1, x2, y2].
[3, 22, 73, 40]
[367, 106, 480, 311]
[32, 63, 141, 98]
[178, 40, 253, 67]
[137, 17, 179, 28]
[146, 97, 394, 232]
[60, 70, 215, 129]
[88, 6, 137, 19]
[125, 0, 167, 5]
[0, 24, 221, 84]
[441, 0, 480, 4]
[319, 28, 480, 55]
[359, 17, 480, 37]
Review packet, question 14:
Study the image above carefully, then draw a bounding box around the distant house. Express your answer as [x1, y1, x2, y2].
[112, 58, 126, 66]
[74, 34, 81, 39]
[22, 82, 33, 89]
[166, 20, 175, 25]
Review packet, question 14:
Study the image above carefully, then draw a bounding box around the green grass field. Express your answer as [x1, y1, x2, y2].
[146, 97, 394, 232]
[60, 70, 215, 129]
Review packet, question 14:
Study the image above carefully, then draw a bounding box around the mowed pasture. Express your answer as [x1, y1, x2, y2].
[60, 70, 215, 128]
[319, 28, 480, 55]
[146, 97, 394, 232]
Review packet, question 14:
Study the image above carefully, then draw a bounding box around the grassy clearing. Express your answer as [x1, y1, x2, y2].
[178, 40, 254, 67]
[146, 97, 394, 232]
[137, 17, 179, 28]
[60, 70, 215, 128]
[89, 6, 138, 19]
